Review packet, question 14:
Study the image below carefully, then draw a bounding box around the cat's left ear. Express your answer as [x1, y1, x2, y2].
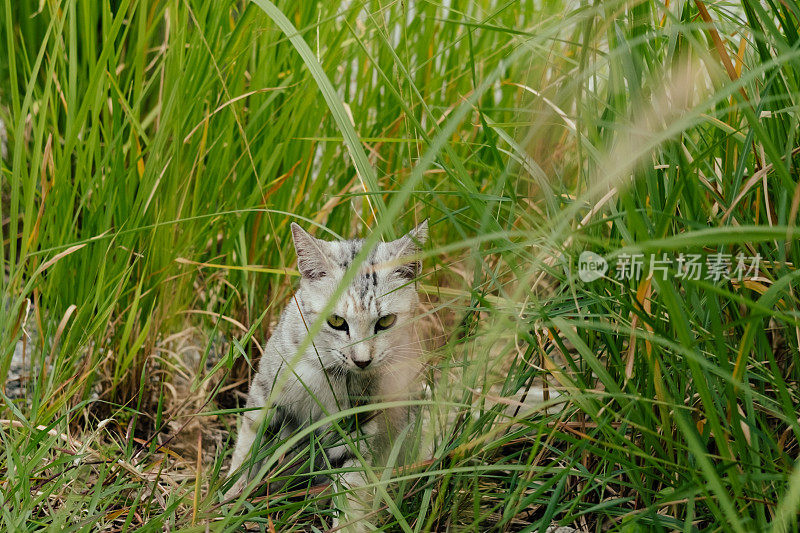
[389, 219, 428, 280]
[291, 222, 331, 280]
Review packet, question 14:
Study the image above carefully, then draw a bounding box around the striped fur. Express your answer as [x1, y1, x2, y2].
[226, 221, 427, 529]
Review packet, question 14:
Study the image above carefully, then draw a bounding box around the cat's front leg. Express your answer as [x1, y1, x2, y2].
[328, 419, 378, 532]
[331, 465, 372, 532]
[225, 410, 260, 499]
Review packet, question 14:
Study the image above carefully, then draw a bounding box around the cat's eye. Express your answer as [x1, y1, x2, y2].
[375, 314, 397, 332]
[327, 315, 348, 331]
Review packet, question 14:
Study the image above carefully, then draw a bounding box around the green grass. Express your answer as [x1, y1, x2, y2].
[1, 0, 800, 530]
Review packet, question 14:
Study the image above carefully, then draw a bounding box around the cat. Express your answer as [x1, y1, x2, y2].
[225, 220, 428, 529]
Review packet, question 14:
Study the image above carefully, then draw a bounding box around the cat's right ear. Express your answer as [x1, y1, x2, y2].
[388, 219, 428, 281]
[291, 223, 329, 280]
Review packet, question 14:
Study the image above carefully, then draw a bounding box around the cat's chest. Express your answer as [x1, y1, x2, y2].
[345, 373, 376, 408]
[284, 367, 378, 421]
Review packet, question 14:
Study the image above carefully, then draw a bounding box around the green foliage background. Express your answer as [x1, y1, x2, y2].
[1, 0, 799, 531]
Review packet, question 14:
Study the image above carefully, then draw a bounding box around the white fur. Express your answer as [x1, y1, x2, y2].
[226, 221, 427, 530]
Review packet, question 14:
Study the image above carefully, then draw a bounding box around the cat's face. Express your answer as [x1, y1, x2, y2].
[290, 221, 427, 373]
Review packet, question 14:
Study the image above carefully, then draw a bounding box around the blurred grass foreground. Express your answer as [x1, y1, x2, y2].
[2, 0, 800, 531]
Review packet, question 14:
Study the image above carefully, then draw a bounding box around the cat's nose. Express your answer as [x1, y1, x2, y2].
[354, 359, 371, 369]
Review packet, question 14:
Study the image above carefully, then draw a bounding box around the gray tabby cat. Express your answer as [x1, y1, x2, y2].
[226, 220, 427, 527]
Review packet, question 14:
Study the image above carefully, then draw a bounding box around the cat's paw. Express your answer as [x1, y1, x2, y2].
[222, 477, 247, 502]
[330, 512, 371, 533]
[330, 482, 374, 533]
